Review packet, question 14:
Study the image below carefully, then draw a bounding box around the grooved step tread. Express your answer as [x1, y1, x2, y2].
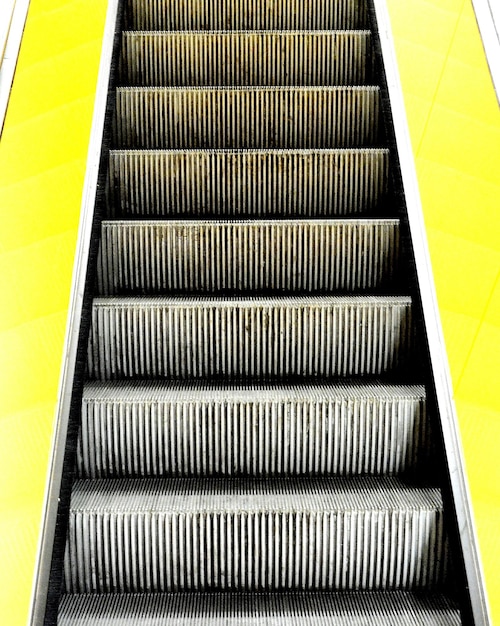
[78, 381, 429, 478]
[98, 219, 399, 294]
[83, 380, 425, 401]
[70, 476, 441, 512]
[58, 591, 461, 625]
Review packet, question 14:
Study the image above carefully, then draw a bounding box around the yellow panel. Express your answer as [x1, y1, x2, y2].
[485, 274, 500, 326]
[438, 309, 480, 384]
[419, 105, 500, 187]
[0, 232, 77, 331]
[387, 0, 500, 620]
[455, 399, 500, 620]
[425, 228, 500, 320]
[417, 158, 500, 251]
[457, 322, 500, 412]
[0, 0, 107, 623]
[0, 504, 41, 626]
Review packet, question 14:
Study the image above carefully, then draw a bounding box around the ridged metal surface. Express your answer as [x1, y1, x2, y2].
[54, 0, 462, 618]
[97, 219, 399, 294]
[113, 87, 380, 149]
[108, 149, 389, 218]
[77, 381, 429, 478]
[126, 0, 367, 31]
[58, 591, 461, 625]
[87, 296, 412, 379]
[120, 31, 371, 87]
[63, 477, 448, 593]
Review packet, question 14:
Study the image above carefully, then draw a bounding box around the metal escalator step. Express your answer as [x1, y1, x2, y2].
[78, 381, 429, 478]
[87, 296, 412, 379]
[97, 219, 399, 294]
[63, 476, 448, 593]
[120, 31, 371, 87]
[108, 149, 389, 218]
[126, 0, 368, 31]
[113, 87, 380, 149]
[58, 591, 461, 625]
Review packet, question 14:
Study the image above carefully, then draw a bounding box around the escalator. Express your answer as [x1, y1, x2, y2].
[30, 0, 489, 624]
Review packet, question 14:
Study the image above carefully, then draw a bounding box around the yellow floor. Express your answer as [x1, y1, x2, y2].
[0, 0, 498, 624]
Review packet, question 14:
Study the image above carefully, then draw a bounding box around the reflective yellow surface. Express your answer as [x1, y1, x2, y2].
[0, 1, 108, 623]
[387, 0, 500, 618]
[0, 0, 498, 623]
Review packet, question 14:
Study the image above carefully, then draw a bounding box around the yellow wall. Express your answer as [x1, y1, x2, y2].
[387, 0, 500, 619]
[0, 1, 108, 623]
[0, 0, 498, 623]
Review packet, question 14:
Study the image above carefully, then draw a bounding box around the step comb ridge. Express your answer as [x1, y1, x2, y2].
[58, 591, 461, 625]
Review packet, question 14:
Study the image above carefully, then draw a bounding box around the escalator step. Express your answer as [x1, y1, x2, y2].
[58, 591, 460, 625]
[87, 295, 412, 379]
[120, 31, 371, 87]
[78, 381, 429, 478]
[126, 0, 368, 31]
[113, 86, 380, 149]
[108, 148, 389, 218]
[64, 477, 448, 593]
[97, 219, 399, 294]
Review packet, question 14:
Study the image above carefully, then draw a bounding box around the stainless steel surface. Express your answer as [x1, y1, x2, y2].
[472, 0, 500, 103]
[127, 0, 367, 31]
[0, 0, 30, 135]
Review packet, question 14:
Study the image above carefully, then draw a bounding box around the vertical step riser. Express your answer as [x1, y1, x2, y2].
[109, 149, 389, 218]
[78, 386, 429, 478]
[126, 0, 367, 31]
[87, 298, 412, 380]
[113, 87, 380, 149]
[64, 502, 447, 592]
[120, 32, 371, 87]
[97, 221, 399, 294]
